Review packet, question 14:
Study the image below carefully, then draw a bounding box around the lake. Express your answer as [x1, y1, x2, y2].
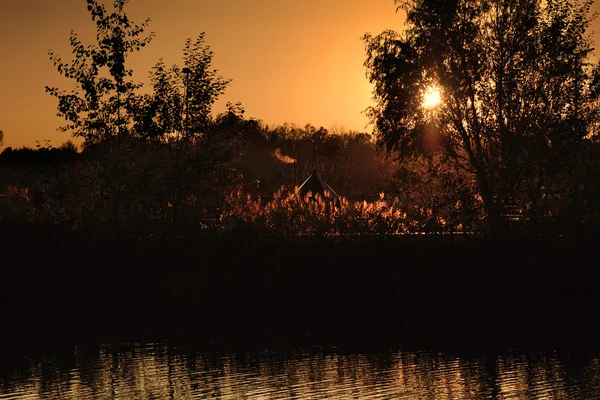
[1, 316, 599, 399]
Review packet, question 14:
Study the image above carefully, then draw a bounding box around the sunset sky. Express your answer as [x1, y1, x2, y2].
[0, 0, 405, 149]
[2, 1, 600, 150]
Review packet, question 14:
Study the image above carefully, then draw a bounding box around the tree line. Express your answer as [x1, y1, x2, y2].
[1, 0, 600, 237]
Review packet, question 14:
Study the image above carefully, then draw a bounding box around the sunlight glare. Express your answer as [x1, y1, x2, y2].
[423, 86, 441, 109]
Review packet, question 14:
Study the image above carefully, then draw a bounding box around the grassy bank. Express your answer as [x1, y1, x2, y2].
[2, 226, 599, 324]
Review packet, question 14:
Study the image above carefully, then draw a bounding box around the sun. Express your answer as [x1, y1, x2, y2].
[423, 86, 442, 109]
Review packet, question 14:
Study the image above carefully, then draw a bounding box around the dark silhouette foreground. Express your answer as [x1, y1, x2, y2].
[2, 229, 599, 328]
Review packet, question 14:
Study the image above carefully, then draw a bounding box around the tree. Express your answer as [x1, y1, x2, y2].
[46, 0, 153, 145]
[133, 34, 231, 141]
[0, 129, 4, 148]
[126, 35, 233, 232]
[364, 0, 600, 232]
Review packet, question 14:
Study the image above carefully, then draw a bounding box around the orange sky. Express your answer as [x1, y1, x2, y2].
[0, 0, 403, 149]
[2, 1, 600, 149]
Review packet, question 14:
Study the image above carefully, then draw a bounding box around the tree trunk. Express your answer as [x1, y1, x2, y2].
[475, 168, 505, 236]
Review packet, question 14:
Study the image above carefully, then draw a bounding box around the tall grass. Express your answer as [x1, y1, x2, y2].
[220, 188, 443, 238]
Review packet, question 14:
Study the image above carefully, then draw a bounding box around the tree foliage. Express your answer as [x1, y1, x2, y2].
[46, 0, 153, 144]
[364, 0, 600, 230]
[132, 34, 231, 141]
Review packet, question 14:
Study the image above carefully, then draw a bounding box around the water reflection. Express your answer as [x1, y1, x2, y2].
[1, 342, 600, 399]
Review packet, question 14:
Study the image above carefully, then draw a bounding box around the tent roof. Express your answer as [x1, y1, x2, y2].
[298, 172, 340, 199]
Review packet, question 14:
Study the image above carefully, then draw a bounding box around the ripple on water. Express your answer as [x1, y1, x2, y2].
[1, 342, 600, 399]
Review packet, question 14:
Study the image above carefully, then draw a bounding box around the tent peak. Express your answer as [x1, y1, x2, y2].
[298, 171, 340, 200]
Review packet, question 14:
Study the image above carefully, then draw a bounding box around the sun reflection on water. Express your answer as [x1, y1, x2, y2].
[1, 341, 600, 399]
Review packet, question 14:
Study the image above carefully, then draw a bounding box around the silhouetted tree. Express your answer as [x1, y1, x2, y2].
[0, 129, 4, 148]
[46, 0, 153, 145]
[364, 0, 600, 232]
[0, 143, 78, 169]
[133, 34, 230, 141]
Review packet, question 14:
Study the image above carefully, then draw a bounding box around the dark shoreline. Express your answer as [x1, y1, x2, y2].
[3, 228, 599, 326]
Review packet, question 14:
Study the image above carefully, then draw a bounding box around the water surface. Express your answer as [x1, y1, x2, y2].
[1, 321, 599, 400]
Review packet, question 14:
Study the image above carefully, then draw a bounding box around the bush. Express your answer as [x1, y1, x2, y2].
[220, 188, 435, 239]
